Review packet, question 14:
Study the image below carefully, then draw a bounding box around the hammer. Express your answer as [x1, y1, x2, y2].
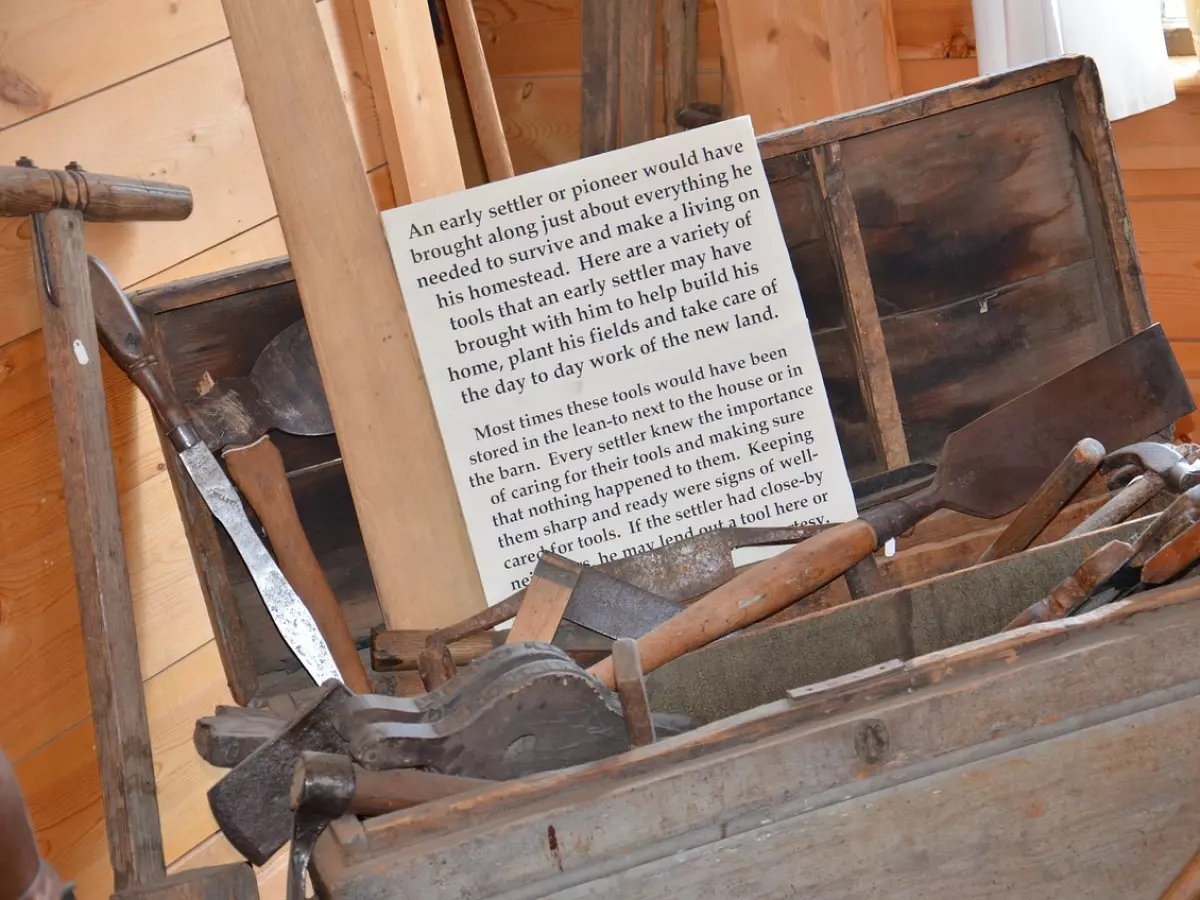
[286, 752, 491, 900]
[5, 161, 256, 900]
[1067, 442, 1200, 538]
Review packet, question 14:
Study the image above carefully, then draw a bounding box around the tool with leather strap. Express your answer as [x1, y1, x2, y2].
[587, 325, 1194, 687]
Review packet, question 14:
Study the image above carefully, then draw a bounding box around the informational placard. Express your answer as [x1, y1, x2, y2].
[382, 117, 856, 603]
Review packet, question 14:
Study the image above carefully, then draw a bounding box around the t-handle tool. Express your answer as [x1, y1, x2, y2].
[88, 257, 341, 686]
[588, 325, 1194, 687]
[8, 160, 256, 900]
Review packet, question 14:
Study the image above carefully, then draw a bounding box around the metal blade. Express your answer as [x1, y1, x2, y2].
[934, 324, 1194, 518]
[562, 569, 684, 639]
[178, 441, 341, 684]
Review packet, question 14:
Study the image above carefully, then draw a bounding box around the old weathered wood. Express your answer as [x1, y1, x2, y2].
[579, 0, 620, 156]
[132, 257, 294, 316]
[619, 0, 656, 147]
[221, 0, 486, 630]
[352, 0, 465, 204]
[977, 437, 1106, 563]
[35, 209, 166, 888]
[443, 0, 514, 181]
[319, 581, 1200, 898]
[507, 553, 582, 644]
[811, 140, 908, 470]
[613, 638, 655, 747]
[0, 165, 192, 221]
[1059, 60, 1152, 338]
[663, 0, 699, 135]
[222, 437, 371, 693]
[646, 516, 1150, 723]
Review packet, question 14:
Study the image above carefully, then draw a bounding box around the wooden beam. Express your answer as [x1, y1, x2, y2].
[715, 0, 903, 135]
[353, 0, 465, 204]
[811, 141, 908, 469]
[619, 0, 656, 147]
[220, 0, 486, 629]
[663, 0, 699, 134]
[580, 0, 621, 156]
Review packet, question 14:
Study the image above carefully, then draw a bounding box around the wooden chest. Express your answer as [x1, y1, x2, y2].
[130, 55, 1154, 707]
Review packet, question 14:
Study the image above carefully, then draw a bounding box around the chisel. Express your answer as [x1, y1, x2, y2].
[87, 257, 341, 686]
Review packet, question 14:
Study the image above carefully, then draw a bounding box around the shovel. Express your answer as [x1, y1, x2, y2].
[590, 324, 1195, 687]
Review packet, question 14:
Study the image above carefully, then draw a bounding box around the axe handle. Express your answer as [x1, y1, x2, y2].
[590, 518, 880, 687]
[977, 438, 1105, 564]
[349, 767, 494, 815]
[223, 436, 372, 693]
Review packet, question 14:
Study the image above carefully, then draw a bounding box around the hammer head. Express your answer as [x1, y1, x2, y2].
[1102, 442, 1200, 492]
[207, 681, 351, 865]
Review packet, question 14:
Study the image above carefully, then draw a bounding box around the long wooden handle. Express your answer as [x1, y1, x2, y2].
[977, 438, 1105, 563]
[443, 0, 514, 181]
[589, 518, 879, 687]
[223, 436, 372, 693]
[1142, 518, 1200, 586]
[1160, 845, 1200, 900]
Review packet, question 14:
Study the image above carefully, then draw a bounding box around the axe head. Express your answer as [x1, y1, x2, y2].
[207, 681, 351, 865]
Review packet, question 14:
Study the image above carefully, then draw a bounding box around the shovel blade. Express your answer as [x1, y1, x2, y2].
[936, 324, 1193, 518]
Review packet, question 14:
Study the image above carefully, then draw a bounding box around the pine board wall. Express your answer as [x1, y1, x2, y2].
[0, 1, 1195, 897]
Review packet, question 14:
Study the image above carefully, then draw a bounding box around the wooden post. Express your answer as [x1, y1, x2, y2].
[715, 0, 903, 133]
[619, 0, 657, 147]
[812, 141, 908, 469]
[221, 0, 486, 628]
[663, 0, 699, 134]
[580, 0, 621, 156]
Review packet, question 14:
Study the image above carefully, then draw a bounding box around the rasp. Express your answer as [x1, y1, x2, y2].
[87, 257, 340, 686]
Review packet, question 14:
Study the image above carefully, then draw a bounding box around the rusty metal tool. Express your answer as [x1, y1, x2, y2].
[588, 325, 1195, 688]
[976, 437, 1106, 563]
[1069, 484, 1200, 616]
[1002, 539, 1133, 630]
[88, 259, 341, 687]
[1068, 442, 1200, 538]
[285, 751, 491, 900]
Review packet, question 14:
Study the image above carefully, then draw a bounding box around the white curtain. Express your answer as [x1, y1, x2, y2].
[972, 0, 1175, 120]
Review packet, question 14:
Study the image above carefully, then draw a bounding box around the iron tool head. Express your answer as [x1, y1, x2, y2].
[931, 324, 1194, 518]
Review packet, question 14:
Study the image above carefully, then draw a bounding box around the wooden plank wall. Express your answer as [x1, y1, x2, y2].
[0, 1, 1195, 898]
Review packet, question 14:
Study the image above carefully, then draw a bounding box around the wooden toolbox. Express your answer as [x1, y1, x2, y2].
[130, 55, 1200, 897]
[129, 55, 1155, 703]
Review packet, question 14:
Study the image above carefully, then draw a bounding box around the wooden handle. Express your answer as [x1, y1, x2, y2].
[1002, 539, 1132, 631]
[1160, 845, 1200, 900]
[223, 436, 372, 693]
[1142, 518, 1200, 585]
[978, 438, 1105, 563]
[613, 638, 655, 747]
[0, 164, 192, 221]
[350, 768, 493, 815]
[87, 256, 194, 444]
[506, 553, 581, 644]
[1065, 472, 1166, 538]
[443, 0, 514, 181]
[590, 518, 879, 688]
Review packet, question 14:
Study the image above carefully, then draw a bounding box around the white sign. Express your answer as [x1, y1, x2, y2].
[383, 117, 856, 603]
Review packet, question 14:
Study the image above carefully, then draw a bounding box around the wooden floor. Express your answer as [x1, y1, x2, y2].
[0, 2, 1197, 898]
